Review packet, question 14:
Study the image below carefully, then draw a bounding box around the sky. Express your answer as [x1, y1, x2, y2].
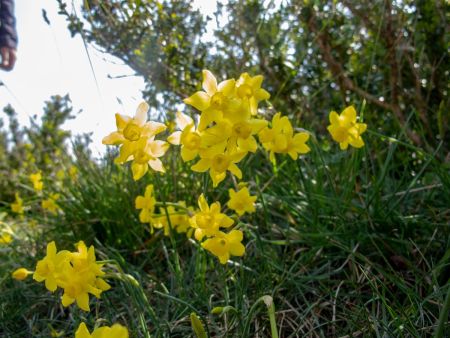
[0, 0, 216, 156]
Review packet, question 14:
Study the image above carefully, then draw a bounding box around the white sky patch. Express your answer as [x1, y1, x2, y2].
[0, 0, 145, 156]
[0, 0, 221, 156]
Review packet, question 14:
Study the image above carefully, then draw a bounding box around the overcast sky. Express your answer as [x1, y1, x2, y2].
[0, 0, 216, 156]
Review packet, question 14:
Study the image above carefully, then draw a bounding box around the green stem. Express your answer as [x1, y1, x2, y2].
[434, 282, 450, 338]
[242, 295, 278, 338]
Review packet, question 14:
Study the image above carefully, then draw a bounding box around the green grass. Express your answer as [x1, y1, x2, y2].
[0, 126, 449, 337]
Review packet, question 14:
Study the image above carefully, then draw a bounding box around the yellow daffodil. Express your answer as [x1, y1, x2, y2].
[102, 102, 166, 146]
[259, 113, 310, 161]
[191, 141, 246, 187]
[12, 268, 32, 281]
[168, 112, 203, 162]
[32, 241, 110, 311]
[153, 202, 193, 236]
[135, 184, 156, 224]
[189, 194, 234, 240]
[235, 73, 270, 115]
[228, 118, 268, 153]
[227, 187, 256, 216]
[30, 172, 43, 191]
[59, 241, 110, 312]
[102, 102, 171, 181]
[0, 232, 12, 244]
[0, 223, 13, 244]
[69, 166, 78, 180]
[184, 70, 237, 130]
[11, 193, 24, 215]
[202, 230, 245, 264]
[132, 137, 169, 180]
[33, 241, 71, 292]
[327, 105, 367, 150]
[56, 169, 65, 180]
[42, 193, 61, 215]
[75, 322, 129, 338]
[115, 136, 169, 180]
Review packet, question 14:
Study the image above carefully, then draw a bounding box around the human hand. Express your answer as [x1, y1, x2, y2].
[0, 47, 16, 71]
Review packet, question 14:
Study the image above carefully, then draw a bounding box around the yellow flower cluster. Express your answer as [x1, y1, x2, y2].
[33, 241, 110, 312]
[75, 322, 128, 338]
[102, 102, 169, 180]
[177, 70, 310, 186]
[30, 171, 44, 191]
[103, 70, 368, 266]
[10, 193, 24, 215]
[0, 223, 13, 244]
[189, 194, 245, 264]
[41, 193, 61, 215]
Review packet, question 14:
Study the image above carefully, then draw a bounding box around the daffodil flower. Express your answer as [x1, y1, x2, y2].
[102, 102, 166, 146]
[167, 112, 203, 162]
[59, 241, 110, 312]
[327, 105, 367, 150]
[259, 113, 310, 161]
[115, 136, 169, 180]
[191, 141, 246, 187]
[189, 194, 234, 240]
[227, 187, 257, 216]
[184, 70, 237, 130]
[29, 172, 43, 191]
[41, 193, 61, 215]
[153, 203, 193, 236]
[135, 184, 156, 224]
[201, 230, 245, 264]
[236, 73, 270, 115]
[33, 241, 71, 292]
[11, 193, 24, 215]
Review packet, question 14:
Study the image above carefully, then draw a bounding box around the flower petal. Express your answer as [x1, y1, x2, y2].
[115, 113, 131, 130]
[75, 323, 91, 338]
[167, 131, 181, 145]
[132, 162, 148, 180]
[181, 147, 198, 162]
[191, 159, 210, 172]
[218, 79, 236, 96]
[184, 91, 211, 111]
[135, 102, 149, 125]
[176, 111, 194, 130]
[202, 69, 218, 96]
[76, 292, 90, 312]
[149, 159, 165, 173]
[102, 131, 125, 145]
[142, 121, 167, 137]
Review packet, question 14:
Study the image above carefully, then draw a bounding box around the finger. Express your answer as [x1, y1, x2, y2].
[6, 49, 16, 70]
[0, 48, 8, 69]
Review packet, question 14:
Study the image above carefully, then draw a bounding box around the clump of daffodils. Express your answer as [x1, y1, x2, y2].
[178, 70, 311, 186]
[102, 102, 169, 180]
[41, 193, 61, 215]
[32, 241, 110, 311]
[103, 70, 311, 185]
